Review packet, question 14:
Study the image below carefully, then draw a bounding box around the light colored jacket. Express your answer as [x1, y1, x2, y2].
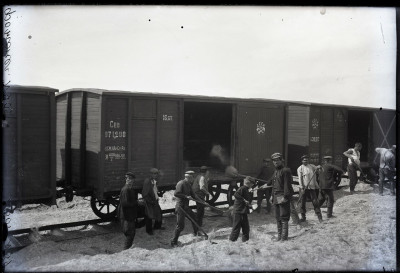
[297, 164, 318, 189]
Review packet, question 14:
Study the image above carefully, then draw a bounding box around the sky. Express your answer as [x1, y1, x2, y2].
[3, 6, 396, 109]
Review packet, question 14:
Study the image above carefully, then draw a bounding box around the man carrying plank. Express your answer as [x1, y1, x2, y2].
[296, 155, 323, 223]
[170, 171, 200, 247]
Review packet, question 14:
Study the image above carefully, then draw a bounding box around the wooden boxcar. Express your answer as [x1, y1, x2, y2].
[56, 88, 287, 218]
[2, 85, 57, 206]
[55, 88, 395, 219]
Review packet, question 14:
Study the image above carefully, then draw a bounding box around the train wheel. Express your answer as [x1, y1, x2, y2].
[206, 182, 221, 205]
[90, 195, 119, 220]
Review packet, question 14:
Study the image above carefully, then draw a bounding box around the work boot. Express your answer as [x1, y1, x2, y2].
[317, 214, 323, 223]
[123, 236, 134, 250]
[273, 220, 282, 241]
[327, 207, 333, 218]
[299, 213, 306, 222]
[281, 221, 289, 241]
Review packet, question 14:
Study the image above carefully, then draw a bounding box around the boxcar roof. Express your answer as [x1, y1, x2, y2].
[59, 88, 392, 112]
[8, 85, 59, 94]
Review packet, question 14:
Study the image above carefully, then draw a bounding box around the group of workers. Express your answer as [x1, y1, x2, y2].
[118, 143, 396, 249]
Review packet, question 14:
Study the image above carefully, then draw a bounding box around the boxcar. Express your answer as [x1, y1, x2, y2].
[2, 85, 57, 206]
[56, 88, 288, 218]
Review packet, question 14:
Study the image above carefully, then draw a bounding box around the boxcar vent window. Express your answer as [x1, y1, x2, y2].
[184, 102, 232, 169]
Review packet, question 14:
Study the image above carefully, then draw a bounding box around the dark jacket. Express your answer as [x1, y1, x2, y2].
[257, 165, 274, 185]
[318, 163, 344, 189]
[142, 177, 162, 220]
[233, 185, 253, 214]
[174, 179, 197, 209]
[272, 166, 294, 204]
[117, 183, 138, 221]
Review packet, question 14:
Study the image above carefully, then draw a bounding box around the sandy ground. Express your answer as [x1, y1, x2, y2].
[4, 179, 397, 272]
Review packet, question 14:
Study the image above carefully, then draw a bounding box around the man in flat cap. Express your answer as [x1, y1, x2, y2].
[255, 158, 274, 213]
[317, 156, 344, 218]
[343, 142, 362, 194]
[192, 166, 211, 229]
[170, 170, 200, 247]
[270, 153, 295, 241]
[375, 145, 396, 196]
[117, 172, 138, 250]
[142, 168, 164, 235]
[297, 155, 323, 223]
[229, 176, 254, 242]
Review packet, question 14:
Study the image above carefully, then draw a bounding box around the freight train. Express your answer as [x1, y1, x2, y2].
[2, 85, 396, 219]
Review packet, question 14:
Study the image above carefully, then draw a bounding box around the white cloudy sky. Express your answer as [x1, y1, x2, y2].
[4, 6, 396, 109]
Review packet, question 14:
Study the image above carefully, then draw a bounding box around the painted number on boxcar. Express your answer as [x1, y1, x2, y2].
[162, 114, 173, 121]
[105, 120, 126, 161]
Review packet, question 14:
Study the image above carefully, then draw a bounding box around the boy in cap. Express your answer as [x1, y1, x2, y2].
[270, 153, 294, 241]
[317, 156, 344, 218]
[229, 176, 254, 242]
[375, 145, 396, 196]
[117, 172, 138, 250]
[255, 158, 274, 213]
[170, 171, 200, 246]
[192, 166, 211, 228]
[297, 155, 323, 223]
[142, 168, 164, 235]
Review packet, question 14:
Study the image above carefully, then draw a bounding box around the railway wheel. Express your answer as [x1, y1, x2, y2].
[90, 195, 119, 220]
[206, 182, 221, 205]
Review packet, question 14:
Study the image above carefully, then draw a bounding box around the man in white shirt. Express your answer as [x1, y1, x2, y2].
[375, 145, 396, 196]
[296, 155, 323, 223]
[343, 142, 362, 194]
[192, 166, 211, 228]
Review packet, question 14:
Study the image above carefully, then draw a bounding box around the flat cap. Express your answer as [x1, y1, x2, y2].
[263, 158, 271, 162]
[185, 170, 195, 175]
[323, 155, 333, 159]
[271, 152, 283, 160]
[200, 166, 209, 172]
[244, 176, 255, 185]
[150, 168, 159, 174]
[125, 172, 136, 178]
[301, 155, 309, 160]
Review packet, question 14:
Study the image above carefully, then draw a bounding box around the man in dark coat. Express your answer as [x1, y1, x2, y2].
[142, 168, 163, 235]
[317, 156, 344, 218]
[255, 158, 274, 213]
[117, 172, 138, 250]
[229, 176, 254, 242]
[271, 153, 294, 241]
[192, 166, 211, 228]
[170, 171, 199, 247]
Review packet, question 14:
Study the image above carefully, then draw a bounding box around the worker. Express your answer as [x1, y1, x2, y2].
[270, 153, 294, 241]
[142, 168, 164, 235]
[192, 166, 211, 228]
[170, 171, 199, 247]
[117, 172, 138, 250]
[296, 155, 323, 223]
[317, 156, 344, 218]
[229, 176, 254, 242]
[343, 142, 362, 194]
[255, 158, 274, 213]
[375, 145, 396, 196]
